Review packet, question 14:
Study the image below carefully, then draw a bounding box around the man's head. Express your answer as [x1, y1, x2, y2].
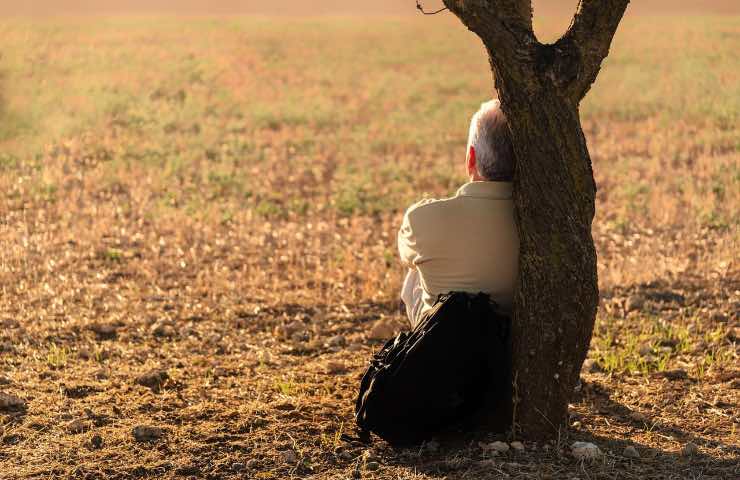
[466, 99, 515, 182]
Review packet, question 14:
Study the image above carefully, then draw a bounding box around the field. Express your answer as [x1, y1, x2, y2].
[0, 11, 738, 480]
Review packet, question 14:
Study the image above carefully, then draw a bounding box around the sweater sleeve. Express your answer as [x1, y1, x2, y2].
[398, 200, 432, 268]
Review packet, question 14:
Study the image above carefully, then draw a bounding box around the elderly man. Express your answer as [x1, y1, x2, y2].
[399, 100, 519, 327]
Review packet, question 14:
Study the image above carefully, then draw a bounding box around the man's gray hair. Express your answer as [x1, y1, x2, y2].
[466, 99, 515, 181]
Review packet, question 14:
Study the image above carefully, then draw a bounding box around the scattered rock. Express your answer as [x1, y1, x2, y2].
[479, 440, 509, 454]
[62, 384, 99, 399]
[150, 321, 175, 338]
[274, 400, 296, 411]
[625, 295, 644, 312]
[2, 433, 21, 445]
[638, 344, 653, 356]
[89, 323, 118, 340]
[245, 458, 259, 470]
[365, 461, 380, 471]
[174, 465, 201, 476]
[368, 320, 395, 340]
[362, 451, 379, 463]
[279, 449, 298, 464]
[338, 450, 352, 460]
[571, 441, 602, 460]
[282, 320, 305, 338]
[135, 369, 169, 390]
[0, 376, 12, 386]
[66, 419, 89, 434]
[348, 343, 363, 352]
[90, 434, 103, 449]
[490, 441, 510, 453]
[290, 330, 309, 343]
[510, 441, 524, 451]
[654, 369, 688, 381]
[132, 425, 164, 442]
[628, 410, 649, 423]
[681, 442, 699, 456]
[231, 462, 245, 472]
[327, 335, 347, 347]
[424, 439, 440, 453]
[581, 359, 602, 373]
[325, 361, 346, 374]
[0, 392, 26, 411]
[623, 445, 640, 458]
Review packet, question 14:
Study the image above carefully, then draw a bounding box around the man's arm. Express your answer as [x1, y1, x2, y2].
[398, 209, 418, 269]
[398, 199, 433, 268]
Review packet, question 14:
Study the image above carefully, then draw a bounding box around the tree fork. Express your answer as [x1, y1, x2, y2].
[440, 0, 629, 437]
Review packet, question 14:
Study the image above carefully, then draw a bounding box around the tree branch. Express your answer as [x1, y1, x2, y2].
[416, 1, 449, 15]
[561, 0, 630, 102]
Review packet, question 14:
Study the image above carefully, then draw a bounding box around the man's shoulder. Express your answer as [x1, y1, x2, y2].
[403, 196, 456, 224]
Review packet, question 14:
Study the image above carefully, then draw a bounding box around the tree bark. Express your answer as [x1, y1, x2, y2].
[441, 0, 629, 437]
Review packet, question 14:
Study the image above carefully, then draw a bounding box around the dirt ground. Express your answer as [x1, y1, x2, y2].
[0, 10, 738, 480]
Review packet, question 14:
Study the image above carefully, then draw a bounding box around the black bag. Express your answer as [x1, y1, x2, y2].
[355, 292, 511, 446]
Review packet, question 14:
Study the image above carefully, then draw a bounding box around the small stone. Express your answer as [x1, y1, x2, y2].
[638, 344, 653, 356]
[279, 449, 298, 464]
[623, 446, 640, 458]
[89, 323, 118, 340]
[232, 462, 245, 471]
[0, 376, 12, 386]
[283, 321, 305, 338]
[150, 321, 175, 338]
[66, 419, 88, 434]
[424, 439, 440, 453]
[90, 434, 103, 449]
[582, 359, 602, 373]
[571, 441, 601, 460]
[368, 320, 395, 340]
[489, 441, 510, 453]
[625, 295, 644, 312]
[273, 400, 296, 411]
[656, 369, 688, 381]
[327, 335, 347, 347]
[338, 450, 352, 460]
[628, 411, 649, 423]
[348, 343, 363, 352]
[132, 425, 164, 442]
[0, 392, 26, 411]
[290, 330, 308, 343]
[510, 441, 524, 451]
[326, 361, 346, 374]
[365, 461, 380, 471]
[245, 458, 259, 470]
[135, 369, 169, 390]
[681, 442, 699, 456]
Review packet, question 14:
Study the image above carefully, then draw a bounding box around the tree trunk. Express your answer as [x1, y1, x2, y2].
[441, 0, 629, 438]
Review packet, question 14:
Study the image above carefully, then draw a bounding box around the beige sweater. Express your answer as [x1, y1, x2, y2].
[398, 181, 519, 317]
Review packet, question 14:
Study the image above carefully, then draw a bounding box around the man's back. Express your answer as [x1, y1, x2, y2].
[398, 181, 519, 320]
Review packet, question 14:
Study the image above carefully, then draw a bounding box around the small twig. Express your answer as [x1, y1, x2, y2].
[416, 0, 448, 15]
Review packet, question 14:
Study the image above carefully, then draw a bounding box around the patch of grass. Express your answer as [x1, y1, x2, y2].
[46, 344, 69, 369]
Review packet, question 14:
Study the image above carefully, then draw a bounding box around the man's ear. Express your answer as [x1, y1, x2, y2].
[467, 146, 476, 176]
